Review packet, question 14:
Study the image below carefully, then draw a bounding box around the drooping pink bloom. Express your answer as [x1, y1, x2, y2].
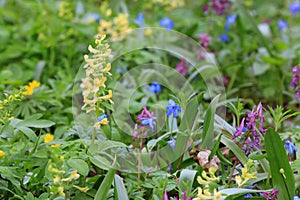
[176, 58, 189, 76]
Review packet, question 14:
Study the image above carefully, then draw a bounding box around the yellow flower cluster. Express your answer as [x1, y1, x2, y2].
[194, 167, 222, 200]
[98, 13, 131, 42]
[81, 35, 113, 114]
[0, 150, 5, 157]
[147, 0, 185, 11]
[235, 160, 257, 187]
[0, 89, 23, 123]
[23, 80, 40, 95]
[58, 1, 74, 21]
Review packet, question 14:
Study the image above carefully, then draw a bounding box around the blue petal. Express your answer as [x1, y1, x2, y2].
[135, 12, 144, 26]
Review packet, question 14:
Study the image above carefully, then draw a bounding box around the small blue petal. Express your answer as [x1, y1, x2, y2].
[289, 2, 300, 15]
[98, 114, 108, 122]
[167, 138, 176, 150]
[220, 33, 229, 42]
[135, 12, 144, 26]
[226, 13, 237, 25]
[149, 82, 162, 94]
[278, 20, 288, 31]
[159, 17, 174, 31]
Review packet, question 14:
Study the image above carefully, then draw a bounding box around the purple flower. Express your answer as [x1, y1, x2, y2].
[149, 82, 162, 93]
[212, 0, 231, 15]
[285, 140, 298, 156]
[262, 189, 279, 200]
[166, 100, 181, 118]
[167, 164, 172, 172]
[137, 107, 156, 132]
[199, 33, 210, 48]
[176, 58, 189, 76]
[278, 20, 288, 31]
[159, 17, 174, 31]
[164, 190, 169, 200]
[135, 12, 144, 26]
[167, 137, 176, 150]
[289, 2, 300, 16]
[183, 190, 192, 200]
[220, 33, 229, 42]
[232, 102, 266, 154]
[291, 65, 300, 98]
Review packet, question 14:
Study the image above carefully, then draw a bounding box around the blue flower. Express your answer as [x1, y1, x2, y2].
[277, 20, 288, 31]
[90, 13, 100, 23]
[289, 2, 300, 15]
[225, 13, 237, 30]
[220, 33, 229, 42]
[149, 82, 162, 94]
[284, 140, 298, 156]
[294, 196, 300, 200]
[167, 164, 172, 172]
[167, 137, 176, 150]
[166, 99, 181, 118]
[98, 114, 108, 122]
[140, 118, 155, 132]
[244, 193, 252, 198]
[159, 17, 174, 31]
[135, 12, 144, 26]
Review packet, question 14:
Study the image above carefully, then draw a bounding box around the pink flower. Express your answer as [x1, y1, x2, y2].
[176, 58, 189, 76]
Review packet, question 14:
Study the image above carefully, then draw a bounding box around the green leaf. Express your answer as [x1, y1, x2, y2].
[67, 158, 89, 176]
[221, 135, 248, 165]
[16, 119, 55, 128]
[265, 128, 295, 200]
[219, 188, 272, 200]
[94, 167, 116, 200]
[17, 126, 37, 142]
[202, 95, 220, 150]
[114, 174, 129, 200]
[178, 169, 197, 196]
[248, 151, 268, 160]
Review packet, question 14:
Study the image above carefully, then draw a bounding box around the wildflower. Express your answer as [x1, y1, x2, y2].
[137, 107, 156, 133]
[197, 150, 220, 170]
[225, 13, 237, 30]
[73, 185, 89, 192]
[176, 58, 189, 76]
[144, 28, 152, 36]
[291, 65, 300, 98]
[194, 187, 222, 200]
[149, 82, 162, 94]
[57, 186, 65, 197]
[164, 190, 169, 200]
[44, 133, 54, 143]
[199, 33, 210, 48]
[53, 176, 61, 184]
[167, 137, 176, 150]
[0, 150, 4, 157]
[210, 0, 232, 15]
[98, 13, 131, 42]
[135, 12, 144, 26]
[220, 33, 229, 43]
[51, 144, 61, 148]
[277, 20, 288, 31]
[294, 196, 300, 200]
[159, 17, 174, 31]
[233, 102, 266, 154]
[285, 140, 297, 156]
[81, 35, 113, 113]
[235, 160, 257, 187]
[23, 80, 40, 95]
[94, 114, 109, 129]
[262, 189, 279, 200]
[166, 99, 181, 118]
[167, 164, 172, 172]
[289, 2, 300, 16]
[61, 171, 80, 182]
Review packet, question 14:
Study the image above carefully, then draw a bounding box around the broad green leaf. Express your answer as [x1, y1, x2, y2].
[219, 188, 272, 200]
[94, 167, 116, 200]
[202, 94, 220, 150]
[265, 128, 295, 200]
[16, 119, 55, 128]
[221, 135, 248, 165]
[67, 158, 89, 176]
[178, 169, 197, 196]
[114, 174, 129, 200]
[17, 126, 37, 142]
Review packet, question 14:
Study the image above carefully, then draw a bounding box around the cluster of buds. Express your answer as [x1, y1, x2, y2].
[0, 89, 24, 123]
[80, 35, 113, 127]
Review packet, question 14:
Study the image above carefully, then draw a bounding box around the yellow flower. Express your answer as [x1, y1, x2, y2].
[73, 185, 89, 192]
[57, 186, 65, 197]
[0, 150, 5, 157]
[144, 28, 152, 36]
[44, 133, 54, 143]
[53, 176, 61, 184]
[62, 171, 80, 182]
[51, 144, 61, 148]
[23, 80, 40, 95]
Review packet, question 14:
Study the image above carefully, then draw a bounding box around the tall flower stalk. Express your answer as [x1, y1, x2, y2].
[80, 35, 113, 143]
